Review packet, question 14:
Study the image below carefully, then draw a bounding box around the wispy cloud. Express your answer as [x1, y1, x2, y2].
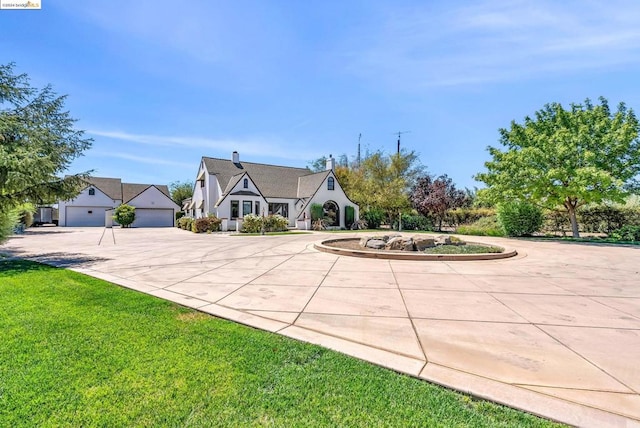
[87, 129, 320, 161]
[345, 0, 640, 88]
[91, 151, 193, 169]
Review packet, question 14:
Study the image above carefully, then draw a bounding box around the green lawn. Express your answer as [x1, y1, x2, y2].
[0, 260, 563, 427]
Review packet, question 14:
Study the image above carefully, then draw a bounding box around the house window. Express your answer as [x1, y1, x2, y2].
[88, 188, 95, 196]
[200, 179, 205, 188]
[242, 201, 252, 216]
[231, 200, 239, 218]
[254, 201, 260, 215]
[268, 203, 288, 218]
[327, 177, 335, 190]
[243, 178, 248, 189]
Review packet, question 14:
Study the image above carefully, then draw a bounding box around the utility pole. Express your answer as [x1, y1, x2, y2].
[395, 131, 410, 153]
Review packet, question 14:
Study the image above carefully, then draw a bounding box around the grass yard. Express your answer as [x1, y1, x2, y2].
[0, 260, 563, 427]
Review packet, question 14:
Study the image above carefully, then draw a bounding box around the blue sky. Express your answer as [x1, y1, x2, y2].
[2, 0, 640, 189]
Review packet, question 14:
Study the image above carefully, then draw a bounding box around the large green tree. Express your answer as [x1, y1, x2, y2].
[329, 149, 425, 222]
[1, 63, 92, 210]
[169, 180, 194, 206]
[476, 97, 640, 237]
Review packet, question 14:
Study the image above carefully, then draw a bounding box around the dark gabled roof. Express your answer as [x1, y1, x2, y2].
[202, 157, 312, 198]
[297, 170, 330, 198]
[84, 177, 123, 200]
[122, 183, 150, 203]
[222, 173, 245, 195]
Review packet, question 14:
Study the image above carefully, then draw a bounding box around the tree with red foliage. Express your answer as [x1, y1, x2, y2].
[410, 175, 469, 231]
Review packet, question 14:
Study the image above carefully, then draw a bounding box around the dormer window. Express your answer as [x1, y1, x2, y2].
[88, 188, 95, 196]
[327, 177, 335, 191]
[243, 178, 248, 189]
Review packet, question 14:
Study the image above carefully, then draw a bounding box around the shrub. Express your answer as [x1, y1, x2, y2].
[446, 207, 495, 227]
[362, 208, 384, 229]
[16, 203, 35, 228]
[0, 209, 19, 244]
[242, 214, 289, 233]
[456, 216, 505, 237]
[263, 214, 288, 232]
[175, 211, 185, 221]
[241, 214, 263, 233]
[192, 216, 222, 233]
[310, 203, 324, 221]
[177, 217, 193, 230]
[206, 215, 222, 232]
[393, 214, 432, 231]
[543, 210, 571, 236]
[609, 225, 640, 242]
[113, 204, 135, 228]
[578, 205, 640, 234]
[497, 201, 543, 237]
[345, 205, 355, 228]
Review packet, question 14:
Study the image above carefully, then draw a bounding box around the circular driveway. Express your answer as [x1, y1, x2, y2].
[3, 227, 639, 427]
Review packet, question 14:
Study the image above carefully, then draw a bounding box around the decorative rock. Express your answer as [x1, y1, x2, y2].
[381, 234, 402, 243]
[402, 238, 415, 251]
[435, 235, 451, 245]
[359, 237, 371, 247]
[385, 236, 405, 250]
[414, 237, 436, 251]
[365, 239, 387, 249]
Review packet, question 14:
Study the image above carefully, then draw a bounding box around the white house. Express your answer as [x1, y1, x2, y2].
[187, 152, 359, 229]
[59, 177, 180, 227]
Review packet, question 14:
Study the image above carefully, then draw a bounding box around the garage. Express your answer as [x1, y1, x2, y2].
[65, 206, 110, 227]
[132, 208, 174, 227]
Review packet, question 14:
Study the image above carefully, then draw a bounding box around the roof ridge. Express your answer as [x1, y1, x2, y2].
[202, 156, 311, 171]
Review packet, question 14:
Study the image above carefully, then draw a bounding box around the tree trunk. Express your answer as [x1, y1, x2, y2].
[565, 200, 580, 238]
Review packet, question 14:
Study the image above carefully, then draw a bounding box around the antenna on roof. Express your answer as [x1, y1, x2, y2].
[357, 133, 362, 168]
[394, 131, 411, 154]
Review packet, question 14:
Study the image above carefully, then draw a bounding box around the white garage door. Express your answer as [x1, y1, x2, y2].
[132, 209, 174, 227]
[66, 207, 109, 227]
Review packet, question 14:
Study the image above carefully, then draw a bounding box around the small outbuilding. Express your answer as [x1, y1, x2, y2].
[58, 177, 179, 227]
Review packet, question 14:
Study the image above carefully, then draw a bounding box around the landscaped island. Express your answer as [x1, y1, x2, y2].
[316, 234, 516, 261]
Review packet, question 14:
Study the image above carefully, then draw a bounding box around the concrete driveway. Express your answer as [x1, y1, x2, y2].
[2, 227, 639, 427]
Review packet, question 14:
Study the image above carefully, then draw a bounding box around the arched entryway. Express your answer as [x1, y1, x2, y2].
[323, 201, 340, 227]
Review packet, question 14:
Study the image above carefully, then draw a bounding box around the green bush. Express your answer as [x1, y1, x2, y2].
[543, 210, 571, 236]
[242, 214, 288, 233]
[113, 204, 136, 228]
[177, 217, 193, 230]
[263, 214, 288, 232]
[362, 208, 384, 229]
[192, 216, 221, 233]
[578, 205, 640, 234]
[345, 205, 355, 228]
[446, 207, 495, 227]
[175, 211, 185, 221]
[609, 225, 640, 242]
[393, 214, 432, 231]
[310, 203, 324, 221]
[0, 209, 20, 244]
[16, 203, 35, 228]
[497, 201, 543, 237]
[241, 214, 263, 233]
[456, 216, 505, 237]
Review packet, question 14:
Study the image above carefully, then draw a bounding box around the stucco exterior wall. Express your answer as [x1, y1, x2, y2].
[58, 187, 119, 226]
[301, 172, 359, 229]
[128, 186, 180, 211]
